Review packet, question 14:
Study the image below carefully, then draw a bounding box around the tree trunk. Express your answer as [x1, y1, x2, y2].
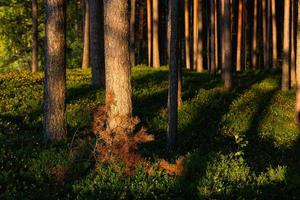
[193, 0, 199, 70]
[223, 0, 233, 91]
[295, 0, 300, 123]
[242, 0, 247, 71]
[137, 0, 145, 64]
[147, 0, 152, 67]
[152, 0, 160, 68]
[236, 0, 243, 72]
[82, 0, 90, 70]
[196, 0, 204, 72]
[209, 0, 216, 74]
[282, 0, 290, 91]
[184, 0, 191, 70]
[31, 0, 38, 73]
[130, 0, 136, 66]
[104, 0, 132, 129]
[262, 0, 269, 69]
[44, 0, 67, 142]
[214, 0, 218, 71]
[167, 0, 179, 151]
[252, 0, 258, 69]
[291, 0, 296, 87]
[271, 0, 278, 68]
[90, 0, 105, 87]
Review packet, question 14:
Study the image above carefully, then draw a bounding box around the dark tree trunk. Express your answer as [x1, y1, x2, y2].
[82, 0, 90, 70]
[90, 0, 105, 87]
[193, 0, 198, 70]
[282, 0, 290, 91]
[295, 0, 300, 123]
[262, 0, 269, 68]
[44, 0, 67, 142]
[291, 0, 296, 86]
[130, 0, 136, 66]
[252, 0, 258, 69]
[167, 0, 179, 151]
[32, 0, 38, 73]
[104, 0, 132, 129]
[209, 0, 216, 74]
[147, 0, 152, 67]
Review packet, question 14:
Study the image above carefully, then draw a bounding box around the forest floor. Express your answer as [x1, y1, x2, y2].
[1, 66, 300, 199]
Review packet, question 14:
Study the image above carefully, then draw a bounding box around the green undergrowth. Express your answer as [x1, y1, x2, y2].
[1, 66, 300, 199]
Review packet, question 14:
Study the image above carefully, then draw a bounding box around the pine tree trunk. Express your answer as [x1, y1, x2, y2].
[104, 0, 132, 129]
[291, 0, 296, 86]
[252, 0, 258, 69]
[223, 0, 233, 91]
[295, 0, 300, 123]
[137, 1, 145, 64]
[193, 0, 199, 70]
[184, 0, 191, 70]
[44, 0, 67, 142]
[130, 0, 136, 66]
[209, 0, 216, 74]
[167, 0, 179, 151]
[214, 0, 218, 71]
[262, 0, 269, 69]
[196, 0, 204, 72]
[147, 0, 152, 67]
[236, 0, 243, 72]
[90, 0, 105, 87]
[271, 0, 278, 68]
[152, 0, 160, 68]
[31, 0, 38, 73]
[282, 0, 290, 91]
[82, 0, 90, 70]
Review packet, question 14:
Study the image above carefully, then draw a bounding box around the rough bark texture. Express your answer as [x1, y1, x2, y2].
[209, 0, 216, 74]
[223, 0, 233, 91]
[104, 0, 132, 129]
[295, 0, 300, 123]
[152, 0, 160, 68]
[184, 0, 191, 70]
[147, 0, 152, 67]
[236, 0, 243, 72]
[31, 0, 38, 73]
[90, 0, 105, 87]
[282, 0, 290, 91]
[291, 0, 296, 86]
[167, 0, 179, 150]
[196, 0, 204, 72]
[193, 0, 198, 70]
[44, 0, 67, 142]
[82, 0, 90, 70]
[271, 0, 278, 68]
[252, 0, 258, 69]
[130, 0, 136, 66]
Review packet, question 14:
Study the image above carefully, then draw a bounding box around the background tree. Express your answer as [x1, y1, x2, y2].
[130, 0, 137, 66]
[147, 0, 152, 67]
[295, 0, 300, 124]
[90, 0, 105, 87]
[282, 0, 290, 91]
[152, 0, 160, 68]
[209, 0, 216, 74]
[271, 0, 278, 68]
[184, 0, 191, 70]
[252, 0, 258, 69]
[81, 0, 90, 70]
[262, 0, 269, 69]
[104, 0, 132, 129]
[236, 0, 243, 72]
[31, 0, 38, 73]
[193, 0, 198, 70]
[196, 0, 204, 72]
[291, 0, 296, 86]
[44, 0, 67, 142]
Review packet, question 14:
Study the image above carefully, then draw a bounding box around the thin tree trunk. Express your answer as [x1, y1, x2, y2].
[137, 0, 145, 64]
[44, 0, 67, 142]
[295, 0, 300, 123]
[214, 0, 218, 71]
[252, 0, 258, 69]
[196, 0, 204, 72]
[236, 0, 243, 72]
[31, 0, 38, 73]
[82, 0, 90, 70]
[104, 0, 132, 129]
[262, 0, 269, 68]
[130, 0, 136, 66]
[223, 0, 233, 91]
[291, 0, 296, 86]
[167, 0, 179, 151]
[242, 0, 247, 70]
[282, 0, 291, 91]
[147, 0, 152, 67]
[271, 0, 278, 68]
[209, 0, 216, 74]
[90, 0, 105, 86]
[193, 0, 199, 70]
[152, 0, 160, 68]
[184, 0, 191, 70]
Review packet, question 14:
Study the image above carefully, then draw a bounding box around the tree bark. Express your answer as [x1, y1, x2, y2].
[82, 0, 90, 70]
[262, 0, 269, 69]
[236, 0, 243, 72]
[252, 0, 258, 69]
[44, 0, 67, 142]
[214, 0, 218, 71]
[184, 0, 191, 70]
[130, 0, 136, 66]
[196, 0, 204, 72]
[90, 0, 105, 87]
[271, 0, 278, 68]
[282, 0, 290, 91]
[291, 0, 296, 86]
[209, 0, 216, 74]
[147, 0, 152, 67]
[152, 0, 160, 68]
[31, 0, 38, 73]
[295, 0, 300, 123]
[104, 0, 132, 129]
[193, 0, 199, 70]
[167, 0, 179, 151]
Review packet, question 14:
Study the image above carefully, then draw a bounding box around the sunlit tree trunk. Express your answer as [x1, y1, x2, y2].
[147, 0, 152, 67]
[130, 0, 136, 66]
[82, 0, 90, 70]
[236, 0, 243, 72]
[104, 0, 132, 129]
[291, 0, 296, 86]
[167, 0, 179, 151]
[193, 0, 199, 70]
[44, 0, 67, 142]
[271, 0, 278, 68]
[209, 0, 216, 74]
[152, 0, 160, 68]
[252, 0, 258, 69]
[31, 0, 38, 73]
[184, 0, 191, 70]
[90, 0, 105, 86]
[196, 0, 204, 72]
[242, 0, 247, 70]
[282, 0, 290, 91]
[295, 0, 300, 123]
